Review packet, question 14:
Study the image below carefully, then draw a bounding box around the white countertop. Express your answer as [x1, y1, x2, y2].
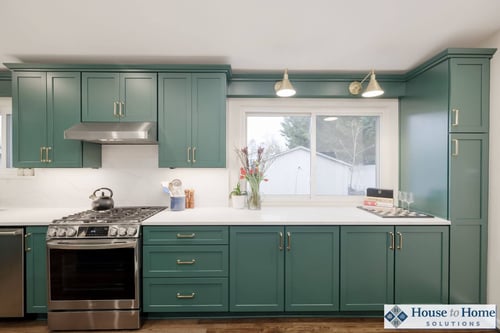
[143, 206, 450, 226]
[0, 206, 450, 226]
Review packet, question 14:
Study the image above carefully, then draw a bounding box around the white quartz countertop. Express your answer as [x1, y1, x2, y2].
[0, 206, 450, 226]
[0, 207, 87, 226]
[143, 206, 450, 226]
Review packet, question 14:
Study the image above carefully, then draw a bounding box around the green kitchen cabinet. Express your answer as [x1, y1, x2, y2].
[340, 226, 449, 311]
[142, 226, 229, 312]
[449, 58, 490, 133]
[284, 226, 339, 311]
[400, 50, 493, 304]
[449, 133, 488, 303]
[82, 72, 157, 122]
[25, 226, 48, 313]
[12, 72, 101, 168]
[229, 226, 339, 312]
[158, 73, 226, 168]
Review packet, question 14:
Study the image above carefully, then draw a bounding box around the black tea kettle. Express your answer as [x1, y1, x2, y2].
[89, 187, 114, 211]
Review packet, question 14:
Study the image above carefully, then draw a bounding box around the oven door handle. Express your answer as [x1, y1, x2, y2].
[46, 239, 137, 250]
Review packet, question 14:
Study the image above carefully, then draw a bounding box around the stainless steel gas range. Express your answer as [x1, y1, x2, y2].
[46, 206, 165, 331]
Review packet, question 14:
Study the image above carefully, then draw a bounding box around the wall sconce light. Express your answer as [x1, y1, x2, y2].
[349, 69, 384, 97]
[274, 69, 296, 97]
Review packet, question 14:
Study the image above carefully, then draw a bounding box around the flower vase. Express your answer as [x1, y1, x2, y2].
[248, 188, 261, 210]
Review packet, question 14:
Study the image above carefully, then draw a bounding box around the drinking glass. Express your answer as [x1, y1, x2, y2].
[398, 191, 407, 210]
[406, 192, 414, 212]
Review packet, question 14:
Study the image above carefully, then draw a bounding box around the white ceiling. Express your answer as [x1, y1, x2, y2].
[1, 0, 500, 74]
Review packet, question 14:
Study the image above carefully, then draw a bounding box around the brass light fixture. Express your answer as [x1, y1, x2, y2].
[274, 69, 296, 97]
[349, 69, 384, 97]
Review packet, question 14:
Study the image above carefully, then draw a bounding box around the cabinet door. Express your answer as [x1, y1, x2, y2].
[25, 226, 48, 313]
[191, 73, 226, 167]
[394, 226, 449, 304]
[285, 226, 339, 311]
[449, 58, 489, 133]
[12, 72, 47, 168]
[82, 72, 120, 121]
[229, 226, 284, 312]
[47, 72, 83, 167]
[340, 226, 394, 311]
[449, 133, 488, 303]
[119, 73, 157, 122]
[158, 73, 192, 168]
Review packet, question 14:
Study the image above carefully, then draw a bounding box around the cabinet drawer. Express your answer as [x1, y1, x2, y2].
[143, 277, 228, 312]
[143, 226, 228, 245]
[143, 245, 228, 277]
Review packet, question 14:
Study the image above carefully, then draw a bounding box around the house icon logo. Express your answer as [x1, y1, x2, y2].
[384, 305, 409, 328]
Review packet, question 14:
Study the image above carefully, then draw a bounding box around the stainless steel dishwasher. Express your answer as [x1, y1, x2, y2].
[0, 228, 24, 317]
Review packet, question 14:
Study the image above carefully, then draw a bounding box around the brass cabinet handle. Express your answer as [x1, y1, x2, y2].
[24, 232, 32, 252]
[452, 108, 459, 127]
[389, 232, 395, 250]
[279, 232, 284, 251]
[176, 259, 196, 265]
[187, 147, 191, 163]
[40, 147, 44, 162]
[45, 147, 52, 163]
[452, 139, 459, 157]
[113, 101, 119, 117]
[119, 101, 125, 118]
[176, 292, 195, 299]
[192, 147, 196, 163]
[286, 232, 291, 251]
[397, 232, 403, 250]
[176, 233, 195, 239]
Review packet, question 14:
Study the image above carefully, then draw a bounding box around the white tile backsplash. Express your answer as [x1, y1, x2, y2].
[0, 145, 229, 208]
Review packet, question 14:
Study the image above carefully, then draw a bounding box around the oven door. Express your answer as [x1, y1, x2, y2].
[47, 238, 139, 311]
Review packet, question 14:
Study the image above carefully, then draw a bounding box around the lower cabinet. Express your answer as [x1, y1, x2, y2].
[229, 226, 340, 312]
[340, 226, 449, 311]
[142, 224, 449, 315]
[25, 226, 48, 313]
[142, 226, 229, 312]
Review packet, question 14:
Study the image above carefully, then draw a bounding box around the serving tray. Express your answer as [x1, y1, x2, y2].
[357, 206, 434, 218]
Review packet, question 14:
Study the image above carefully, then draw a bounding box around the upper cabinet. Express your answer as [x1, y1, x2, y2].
[449, 58, 490, 133]
[82, 72, 157, 122]
[158, 73, 226, 168]
[12, 72, 101, 168]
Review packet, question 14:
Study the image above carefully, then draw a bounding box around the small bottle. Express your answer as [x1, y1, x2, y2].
[184, 189, 190, 209]
[189, 189, 195, 208]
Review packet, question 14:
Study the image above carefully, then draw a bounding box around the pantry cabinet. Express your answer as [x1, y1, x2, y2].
[340, 226, 449, 311]
[82, 72, 157, 122]
[229, 226, 339, 312]
[25, 226, 48, 313]
[12, 72, 101, 168]
[158, 73, 226, 168]
[400, 49, 494, 304]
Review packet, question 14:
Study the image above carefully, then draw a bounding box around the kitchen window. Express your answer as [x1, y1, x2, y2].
[0, 97, 12, 169]
[227, 99, 398, 205]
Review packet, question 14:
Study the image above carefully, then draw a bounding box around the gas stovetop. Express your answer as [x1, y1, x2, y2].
[47, 206, 166, 240]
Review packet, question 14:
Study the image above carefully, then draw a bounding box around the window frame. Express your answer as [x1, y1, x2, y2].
[227, 98, 399, 206]
[0, 97, 13, 170]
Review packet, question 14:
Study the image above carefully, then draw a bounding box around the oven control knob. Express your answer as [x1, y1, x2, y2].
[47, 227, 57, 238]
[109, 226, 118, 236]
[127, 226, 137, 236]
[118, 227, 127, 237]
[57, 228, 66, 237]
[67, 227, 77, 237]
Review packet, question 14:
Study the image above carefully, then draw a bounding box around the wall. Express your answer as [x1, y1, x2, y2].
[0, 145, 229, 208]
[482, 30, 500, 327]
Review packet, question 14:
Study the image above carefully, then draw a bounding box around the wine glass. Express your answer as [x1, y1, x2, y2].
[406, 192, 414, 212]
[398, 191, 407, 210]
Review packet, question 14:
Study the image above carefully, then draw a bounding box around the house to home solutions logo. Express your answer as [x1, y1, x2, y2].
[384, 304, 496, 329]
